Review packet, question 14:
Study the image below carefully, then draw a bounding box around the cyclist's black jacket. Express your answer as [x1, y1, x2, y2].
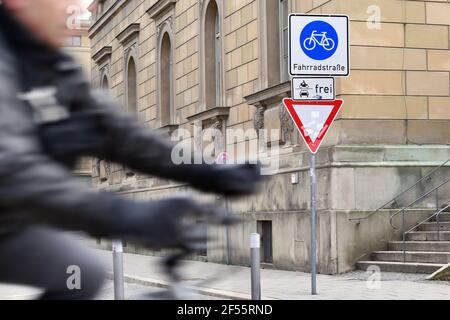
[0, 7, 260, 237]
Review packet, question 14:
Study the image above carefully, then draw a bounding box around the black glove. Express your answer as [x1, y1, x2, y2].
[123, 197, 230, 250]
[202, 163, 263, 196]
[172, 163, 263, 197]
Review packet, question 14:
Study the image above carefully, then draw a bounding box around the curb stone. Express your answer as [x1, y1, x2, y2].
[105, 271, 274, 300]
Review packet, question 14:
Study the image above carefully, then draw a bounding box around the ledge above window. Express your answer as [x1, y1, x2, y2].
[92, 46, 112, 65]
[244, 81, 290, 107]
[116, 23, 140, 46]
[187, 106, 230, 124]
[158, 124, 179, 138]
[147, 0, 177, 20]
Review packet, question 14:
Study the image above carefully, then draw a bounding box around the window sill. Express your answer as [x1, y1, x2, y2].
[158, 124, 178, 137]
[243, 81, 290, 107]
[186, 106, 230, 123]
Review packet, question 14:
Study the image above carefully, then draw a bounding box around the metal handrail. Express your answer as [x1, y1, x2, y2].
[397, 203, 450, 263]
[349, 157, 450, 222]
[404, 203, 450, 235]
[388, 177, 450, 229]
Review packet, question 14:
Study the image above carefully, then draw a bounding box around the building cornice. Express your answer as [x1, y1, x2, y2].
[244, 81, 291, 107]
[187, 106, 230, 123]
[92, 46, 112, 64]
[116, 23, 140, 45]
[157, 124, 179, 138]
[89, 0, 130, 39]
[147, 0, 177, 20]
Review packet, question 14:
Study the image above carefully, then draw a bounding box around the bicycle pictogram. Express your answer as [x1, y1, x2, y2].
[303, 31, 336, 51]
[300, 20, 339, 61]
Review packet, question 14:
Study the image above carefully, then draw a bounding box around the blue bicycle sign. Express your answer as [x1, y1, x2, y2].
[303, 31, 336, 51]
[289, 15, 349, 76]
[300, 20, 338, 60]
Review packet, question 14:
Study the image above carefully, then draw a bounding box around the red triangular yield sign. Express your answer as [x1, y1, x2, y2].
[282, 98, 343, 154]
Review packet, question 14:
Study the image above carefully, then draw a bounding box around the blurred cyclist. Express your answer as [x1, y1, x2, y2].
[0, 0, 261, 299]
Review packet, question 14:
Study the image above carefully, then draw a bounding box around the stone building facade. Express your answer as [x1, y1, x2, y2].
[88, 0, 450, 274]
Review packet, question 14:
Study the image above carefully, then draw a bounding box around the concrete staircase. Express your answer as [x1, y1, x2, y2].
[357, 212, 450, 274]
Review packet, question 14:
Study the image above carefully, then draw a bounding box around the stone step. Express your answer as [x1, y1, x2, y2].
[417, 222, 450, 231]
[356, 261, 444, 274]
[389, 241, 450, 252]
[432, 212, 450, 222]
[372, 251, 450, 264]
[406, 231, 450, 241]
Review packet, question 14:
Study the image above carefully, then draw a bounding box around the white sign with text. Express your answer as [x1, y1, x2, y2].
[289, 14, 349, 76]
[291, 77, 335, 101]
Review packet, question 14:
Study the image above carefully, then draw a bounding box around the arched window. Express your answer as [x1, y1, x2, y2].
[101, 75, 109, 90]
[204, 0, 221, 108]
[97, 73, 110, 182]
[160, 32, 173, 126]
[126, 57, 137, 117]
[124, 57, 138, 178]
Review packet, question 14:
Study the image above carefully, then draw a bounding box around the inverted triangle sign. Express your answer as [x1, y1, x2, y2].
[283, 98, 343, 154]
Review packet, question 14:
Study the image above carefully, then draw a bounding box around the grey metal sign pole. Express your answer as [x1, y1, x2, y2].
[310, 153, 317, 295]
[216, 153, 232, 265]
[225, 197, 231, 265]
[250, 233, 261, 300]
[112, 240, 125, 300]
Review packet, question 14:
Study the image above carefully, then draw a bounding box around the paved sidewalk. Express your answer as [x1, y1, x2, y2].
[95, 249, 450, 300]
